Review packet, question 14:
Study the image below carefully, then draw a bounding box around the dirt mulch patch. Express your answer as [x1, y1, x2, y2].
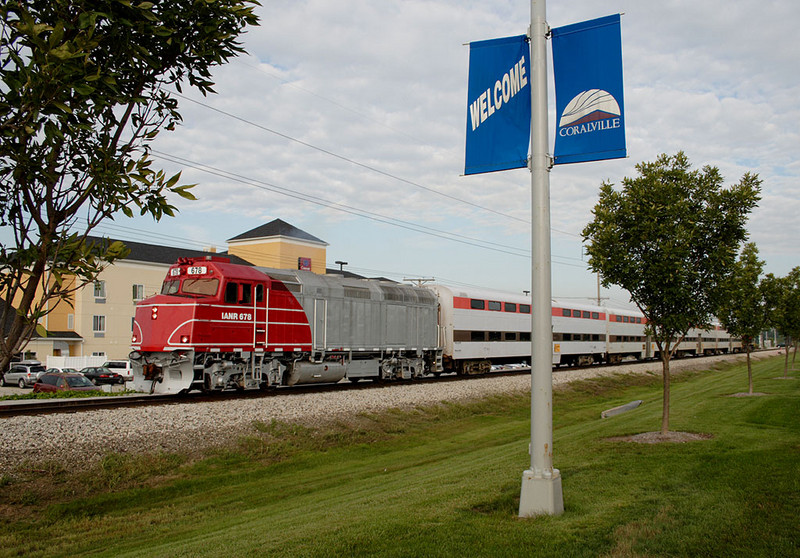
[606, 431, 714, 444]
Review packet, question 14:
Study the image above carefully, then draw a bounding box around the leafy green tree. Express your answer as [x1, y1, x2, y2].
[716, 243, 770, 394]
[583, 152, 761, 434]
[0, 0, 259, 372]
[771, 267, 800, 377]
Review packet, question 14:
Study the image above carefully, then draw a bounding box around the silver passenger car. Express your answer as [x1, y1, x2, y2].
[2, 361, 47, 388]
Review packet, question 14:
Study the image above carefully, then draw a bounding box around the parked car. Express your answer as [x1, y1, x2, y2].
[33, 372, 101, 393]
[102, 360, 133, 382]
[2, 361, 47, 388]
[45, 367, 81, 375]
[79, 366, 124, 385]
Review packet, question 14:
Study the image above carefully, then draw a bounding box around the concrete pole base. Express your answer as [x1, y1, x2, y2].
[518, 469, 564, 517]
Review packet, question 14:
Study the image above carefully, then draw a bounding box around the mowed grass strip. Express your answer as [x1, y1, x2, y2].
[1, 356, 798, 557]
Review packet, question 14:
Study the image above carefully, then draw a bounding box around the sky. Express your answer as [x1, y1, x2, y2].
[87, 0, 798, 310]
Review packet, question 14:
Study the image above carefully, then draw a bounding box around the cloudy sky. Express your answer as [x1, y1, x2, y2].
[95, 0, 798, 309]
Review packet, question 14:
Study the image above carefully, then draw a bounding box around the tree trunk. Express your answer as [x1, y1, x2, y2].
[661, 350, 671, 435]
[0, 256, 48, 372]
[746, 345, 753, 394]
[785, 338, 791, 378]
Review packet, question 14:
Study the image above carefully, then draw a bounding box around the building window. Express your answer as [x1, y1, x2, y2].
[94, 280, 106, 300]
[92, 315, 105, 337]
[67, 313, 74, 330]
[132, 284, 144, 300]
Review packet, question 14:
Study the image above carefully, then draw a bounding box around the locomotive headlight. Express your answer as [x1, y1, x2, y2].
[151, 307, 158, 320]
[180, 335, 190, 344]
[132, 334, 138, 343]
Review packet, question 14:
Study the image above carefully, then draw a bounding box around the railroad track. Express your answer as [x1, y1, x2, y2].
[0, 352, 744, 417]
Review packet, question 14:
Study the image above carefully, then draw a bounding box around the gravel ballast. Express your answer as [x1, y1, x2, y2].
[0, 351, 781, 473]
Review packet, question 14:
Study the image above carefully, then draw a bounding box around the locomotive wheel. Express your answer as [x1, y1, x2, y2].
[202, 374, 212, 394]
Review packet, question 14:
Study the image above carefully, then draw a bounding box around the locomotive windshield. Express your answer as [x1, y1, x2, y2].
[160, 277, 220, 297]
[183, 277, 219, 296]
[161, 279, 179, 295]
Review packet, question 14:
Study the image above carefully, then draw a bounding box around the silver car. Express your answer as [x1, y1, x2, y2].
[2, 361, 47, 388]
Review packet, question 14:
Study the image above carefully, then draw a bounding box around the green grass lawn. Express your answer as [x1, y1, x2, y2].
[1, 356, 798, 557]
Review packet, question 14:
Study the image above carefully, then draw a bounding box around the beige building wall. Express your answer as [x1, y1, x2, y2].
[227, 237, 327, 274]
[73, 260, 169, 359]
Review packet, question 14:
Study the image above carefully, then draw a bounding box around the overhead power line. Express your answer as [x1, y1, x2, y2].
[171, 91, 581, 239]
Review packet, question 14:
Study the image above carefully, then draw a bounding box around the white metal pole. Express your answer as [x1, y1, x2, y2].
[519, 0, 564, 517]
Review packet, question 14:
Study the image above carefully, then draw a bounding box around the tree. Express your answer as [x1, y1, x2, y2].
[0, 0, 259, 372]
[771, 267, 800, 377]
[582, 152, 761, 434]
[716, 243, 769, 394]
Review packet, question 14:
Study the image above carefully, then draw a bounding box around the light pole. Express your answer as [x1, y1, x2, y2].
[518, 0, 564, 517]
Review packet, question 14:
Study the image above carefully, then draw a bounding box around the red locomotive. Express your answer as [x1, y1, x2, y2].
[130, 256, 441, 393]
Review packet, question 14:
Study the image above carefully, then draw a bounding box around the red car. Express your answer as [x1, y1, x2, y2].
[33, 372, 101, 393]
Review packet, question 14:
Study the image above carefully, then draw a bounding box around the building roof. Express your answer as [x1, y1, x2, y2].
[1, 299, 82, 341]
[86, 236, 254, 267]
[228, 218, 327, 245]
[32, 330, 83, 340]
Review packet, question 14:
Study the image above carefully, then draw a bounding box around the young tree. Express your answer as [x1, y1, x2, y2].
[716, 243, 769, 394]
[771, 267, 800, 377]
[582, 152, 761, 434]
[0, 1, 259, 372]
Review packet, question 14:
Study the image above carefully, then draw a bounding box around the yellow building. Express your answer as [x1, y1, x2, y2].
[18, 219, 328, 362]
[227, 219, 328, 274]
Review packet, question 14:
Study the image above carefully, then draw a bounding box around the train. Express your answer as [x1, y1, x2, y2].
[129, 256, 741, 394]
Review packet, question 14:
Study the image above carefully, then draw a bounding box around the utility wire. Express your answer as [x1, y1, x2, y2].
[151, 150, 532, 258]
[172, 91, 581, 239]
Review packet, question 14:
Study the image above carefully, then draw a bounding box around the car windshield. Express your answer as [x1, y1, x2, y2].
[66, 376, 95, 387]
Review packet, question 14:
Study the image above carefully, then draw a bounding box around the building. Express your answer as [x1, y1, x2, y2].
[20, 219, 329, 362]
[227, 219, 328, 273]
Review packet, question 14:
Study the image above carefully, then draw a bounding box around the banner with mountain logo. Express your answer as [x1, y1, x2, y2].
[552, 14, 626, 165]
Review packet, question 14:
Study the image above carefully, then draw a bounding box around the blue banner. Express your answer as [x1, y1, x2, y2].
[552, 14, 625, 165]
[464, 35, 531, 175]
